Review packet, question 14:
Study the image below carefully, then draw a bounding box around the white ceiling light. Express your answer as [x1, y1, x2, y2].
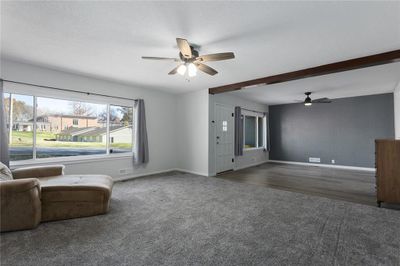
[177, 64, 186, 75]
[188, 63, 197, 77]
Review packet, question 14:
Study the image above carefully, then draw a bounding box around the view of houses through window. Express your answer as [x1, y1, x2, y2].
[109, 105, 133, 153]
[4, 93, 34, 161]
[3, 92, 134, 162]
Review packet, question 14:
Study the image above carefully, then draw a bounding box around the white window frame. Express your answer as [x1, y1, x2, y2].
[3, 82, 136, 167]
[243, 110, 266, 151]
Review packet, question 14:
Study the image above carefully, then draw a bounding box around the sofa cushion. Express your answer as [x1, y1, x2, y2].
[39, 175, 113, 192]
[38, 175, 113, 222]
[0, 162, 13, 181]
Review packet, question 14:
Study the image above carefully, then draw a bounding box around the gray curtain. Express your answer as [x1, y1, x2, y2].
[0, 80, 10, 167]
[234, 106, 243, 156]
[133, 99, 149, 165]
[266, 112, 271, 151]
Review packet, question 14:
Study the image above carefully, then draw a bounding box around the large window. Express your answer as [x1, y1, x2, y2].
[244, 112, 266, 149]
[3, 90, 135, 163]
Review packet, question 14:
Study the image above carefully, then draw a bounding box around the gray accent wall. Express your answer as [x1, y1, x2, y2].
[269, 93, 395, 168]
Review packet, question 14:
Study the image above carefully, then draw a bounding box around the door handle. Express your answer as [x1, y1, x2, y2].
[216, 136, 220, 139]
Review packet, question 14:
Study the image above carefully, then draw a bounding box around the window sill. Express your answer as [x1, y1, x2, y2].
[243, 147, 265, 152]
[10, 153, 134, 168]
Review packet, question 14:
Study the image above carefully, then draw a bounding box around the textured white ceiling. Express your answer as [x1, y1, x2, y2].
[1, 1, 400, 97]
[228, 62, 400, 105]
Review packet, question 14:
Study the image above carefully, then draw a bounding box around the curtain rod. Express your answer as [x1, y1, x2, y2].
[241, 107, 267, 115]
[1, 78, 138, 102]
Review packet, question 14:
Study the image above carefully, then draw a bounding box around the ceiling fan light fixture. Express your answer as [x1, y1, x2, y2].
[142, 38, 235, 77]
[304, 96, 312, 106]
[188, 63, 197, 77]
[177, 64, 187, 75]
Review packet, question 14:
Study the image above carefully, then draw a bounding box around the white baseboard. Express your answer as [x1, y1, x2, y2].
[234, 160, 269, 171]
[173, 168, 209, 177]
[114, 168, 209, 182]
[113, 168, 178, 182]
[208, 160, 269, 176]
[268, 160, 375, 172]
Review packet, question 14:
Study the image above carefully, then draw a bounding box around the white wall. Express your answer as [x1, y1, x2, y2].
[395, 83, 400, 139]
[176, 89, 209, 176]
[1, 59, 178, 180]
[209, 93, 269, 176]
[1, 59, 270, 178]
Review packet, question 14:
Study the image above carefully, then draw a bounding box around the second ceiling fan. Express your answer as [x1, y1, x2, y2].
[142, 38, 235, 77]
[303, 92, 332, 106]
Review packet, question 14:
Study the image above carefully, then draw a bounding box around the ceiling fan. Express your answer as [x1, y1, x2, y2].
[141, 38, 235, 77]
[303, 92, 332, 106]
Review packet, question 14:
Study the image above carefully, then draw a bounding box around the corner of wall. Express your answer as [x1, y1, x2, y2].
[175, 89, 210, 175]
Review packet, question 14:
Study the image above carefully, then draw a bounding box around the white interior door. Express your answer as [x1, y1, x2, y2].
[215, 104, 234, 173]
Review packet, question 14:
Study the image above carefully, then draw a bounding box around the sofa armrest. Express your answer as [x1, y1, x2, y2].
[0, 178, 41, 194]
[12, 165, 65, 179]
[0, 178, 41, 232]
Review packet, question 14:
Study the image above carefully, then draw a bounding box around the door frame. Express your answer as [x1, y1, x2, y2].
[214, 103, 235, 174]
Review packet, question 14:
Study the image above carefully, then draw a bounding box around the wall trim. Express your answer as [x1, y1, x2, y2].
[234, 160, 269, 171]
[174, 168, 209, 177]
[114, 168, 209, 182]
[268, 160, 376, 172]
[113, 168, 178, 182]
[10, 153, 133, 168]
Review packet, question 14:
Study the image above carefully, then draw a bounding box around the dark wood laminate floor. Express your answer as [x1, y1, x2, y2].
[217, 162, 377, 206]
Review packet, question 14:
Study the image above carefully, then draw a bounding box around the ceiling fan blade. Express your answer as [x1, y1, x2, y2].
[142, 56, 180, 62]
[196, 52, 235, 62]
[168, 65, 181, 75]
[312, 97, 332, 103]
[196, 63, 218, 76]
[176, 38, 192, 58]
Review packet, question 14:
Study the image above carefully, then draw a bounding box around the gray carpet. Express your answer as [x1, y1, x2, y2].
[1, 172, 399, 266]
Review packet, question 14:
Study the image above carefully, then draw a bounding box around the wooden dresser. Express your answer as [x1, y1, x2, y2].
[375, 139, 400, 207]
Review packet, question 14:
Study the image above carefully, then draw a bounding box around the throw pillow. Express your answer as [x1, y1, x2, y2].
[0, 162, 13, 181]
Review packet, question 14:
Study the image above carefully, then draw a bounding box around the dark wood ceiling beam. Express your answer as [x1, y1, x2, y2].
[209, 49, 400, 94]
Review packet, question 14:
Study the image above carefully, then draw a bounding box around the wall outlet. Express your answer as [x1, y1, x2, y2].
[309, 157, 321, 163]
[331, 159, 335, 164]
[119, 168, 133, 175]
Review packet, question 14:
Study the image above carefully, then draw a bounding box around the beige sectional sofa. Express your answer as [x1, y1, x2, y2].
[1, 163, 113, 232]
